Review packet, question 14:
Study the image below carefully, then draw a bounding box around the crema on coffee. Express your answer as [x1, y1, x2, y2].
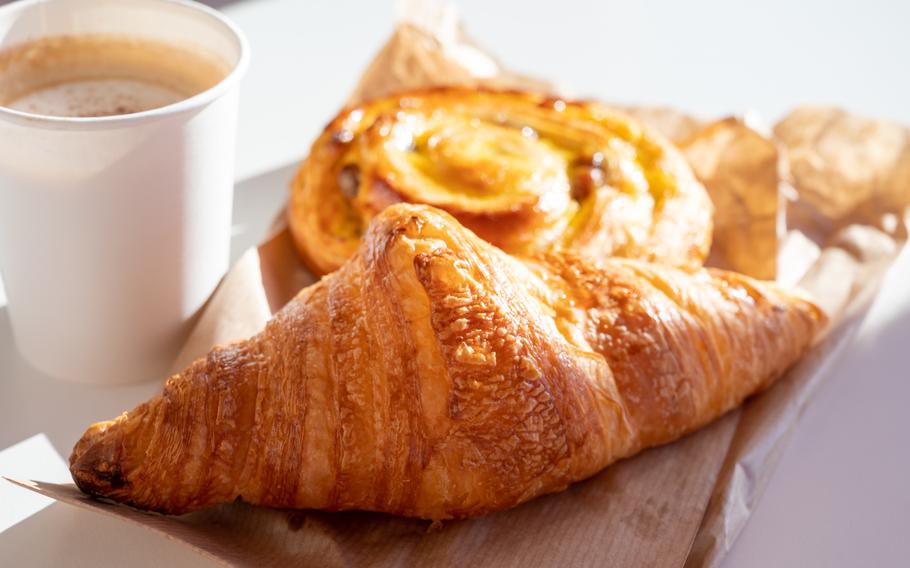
[0, 34, 230, 117]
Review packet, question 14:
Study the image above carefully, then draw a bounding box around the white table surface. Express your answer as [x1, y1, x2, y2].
[2, 1, 910, 566]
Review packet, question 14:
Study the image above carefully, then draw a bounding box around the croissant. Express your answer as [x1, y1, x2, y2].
[70, 204, 823, 519]
[289, 88, 713, 275]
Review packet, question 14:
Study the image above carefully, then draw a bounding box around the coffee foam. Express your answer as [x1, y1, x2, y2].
[0, 34, 230, 117]
[8, 79, 187, 117]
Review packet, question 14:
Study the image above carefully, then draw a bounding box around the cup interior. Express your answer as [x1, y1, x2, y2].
[0, 0, 247, 123]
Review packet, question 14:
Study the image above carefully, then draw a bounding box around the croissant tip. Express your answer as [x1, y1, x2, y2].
[69, 420, 129, 498]
[790, 287, 829, 333]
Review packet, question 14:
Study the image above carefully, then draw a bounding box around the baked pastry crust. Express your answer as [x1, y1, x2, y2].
[71, 204, 822, 519]
[289, 88, 713, 275]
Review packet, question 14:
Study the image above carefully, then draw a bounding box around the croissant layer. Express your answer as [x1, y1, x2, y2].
[71, 204, 823, 519]
[289, 88, 713, 275]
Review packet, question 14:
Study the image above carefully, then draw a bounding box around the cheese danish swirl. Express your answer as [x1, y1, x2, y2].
[290, 88, 712, 275]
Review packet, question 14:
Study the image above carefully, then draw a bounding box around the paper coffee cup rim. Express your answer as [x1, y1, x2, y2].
[0, 0, 250, 130]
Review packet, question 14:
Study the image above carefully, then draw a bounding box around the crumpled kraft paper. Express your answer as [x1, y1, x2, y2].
[13, 2, 910, 567]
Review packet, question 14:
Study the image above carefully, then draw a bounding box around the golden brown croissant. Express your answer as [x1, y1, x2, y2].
[289, 88, 713, 275]
[70, 204, 822, 519]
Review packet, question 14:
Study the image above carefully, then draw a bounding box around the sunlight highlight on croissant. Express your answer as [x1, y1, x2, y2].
[289, 88, 713, 275]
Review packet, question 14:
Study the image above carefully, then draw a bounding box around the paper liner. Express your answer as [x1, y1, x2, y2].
[8, 413, 735, 567]
[13, 1, 910, 566]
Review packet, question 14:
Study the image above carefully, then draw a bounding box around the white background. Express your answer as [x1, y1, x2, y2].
[1, 1, 909, 566]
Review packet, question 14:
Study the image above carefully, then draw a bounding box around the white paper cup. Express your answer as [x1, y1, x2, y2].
[0, 0, 249, 384]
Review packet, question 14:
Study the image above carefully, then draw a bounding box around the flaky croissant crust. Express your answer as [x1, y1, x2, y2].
[289, 88, 713, 276]
[71, 205, 822, 519]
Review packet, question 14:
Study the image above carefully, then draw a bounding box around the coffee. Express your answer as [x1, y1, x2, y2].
[0, 34, 230, 117]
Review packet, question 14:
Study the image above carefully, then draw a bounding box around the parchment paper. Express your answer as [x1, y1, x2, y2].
[13, 2, 910, 566]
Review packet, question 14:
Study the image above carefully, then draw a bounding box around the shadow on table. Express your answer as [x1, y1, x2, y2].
[0, 500, 207, 566]
[722, 257, 910, 567]
[0, 305, 164, 457]
[809, 251, 910, 405]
